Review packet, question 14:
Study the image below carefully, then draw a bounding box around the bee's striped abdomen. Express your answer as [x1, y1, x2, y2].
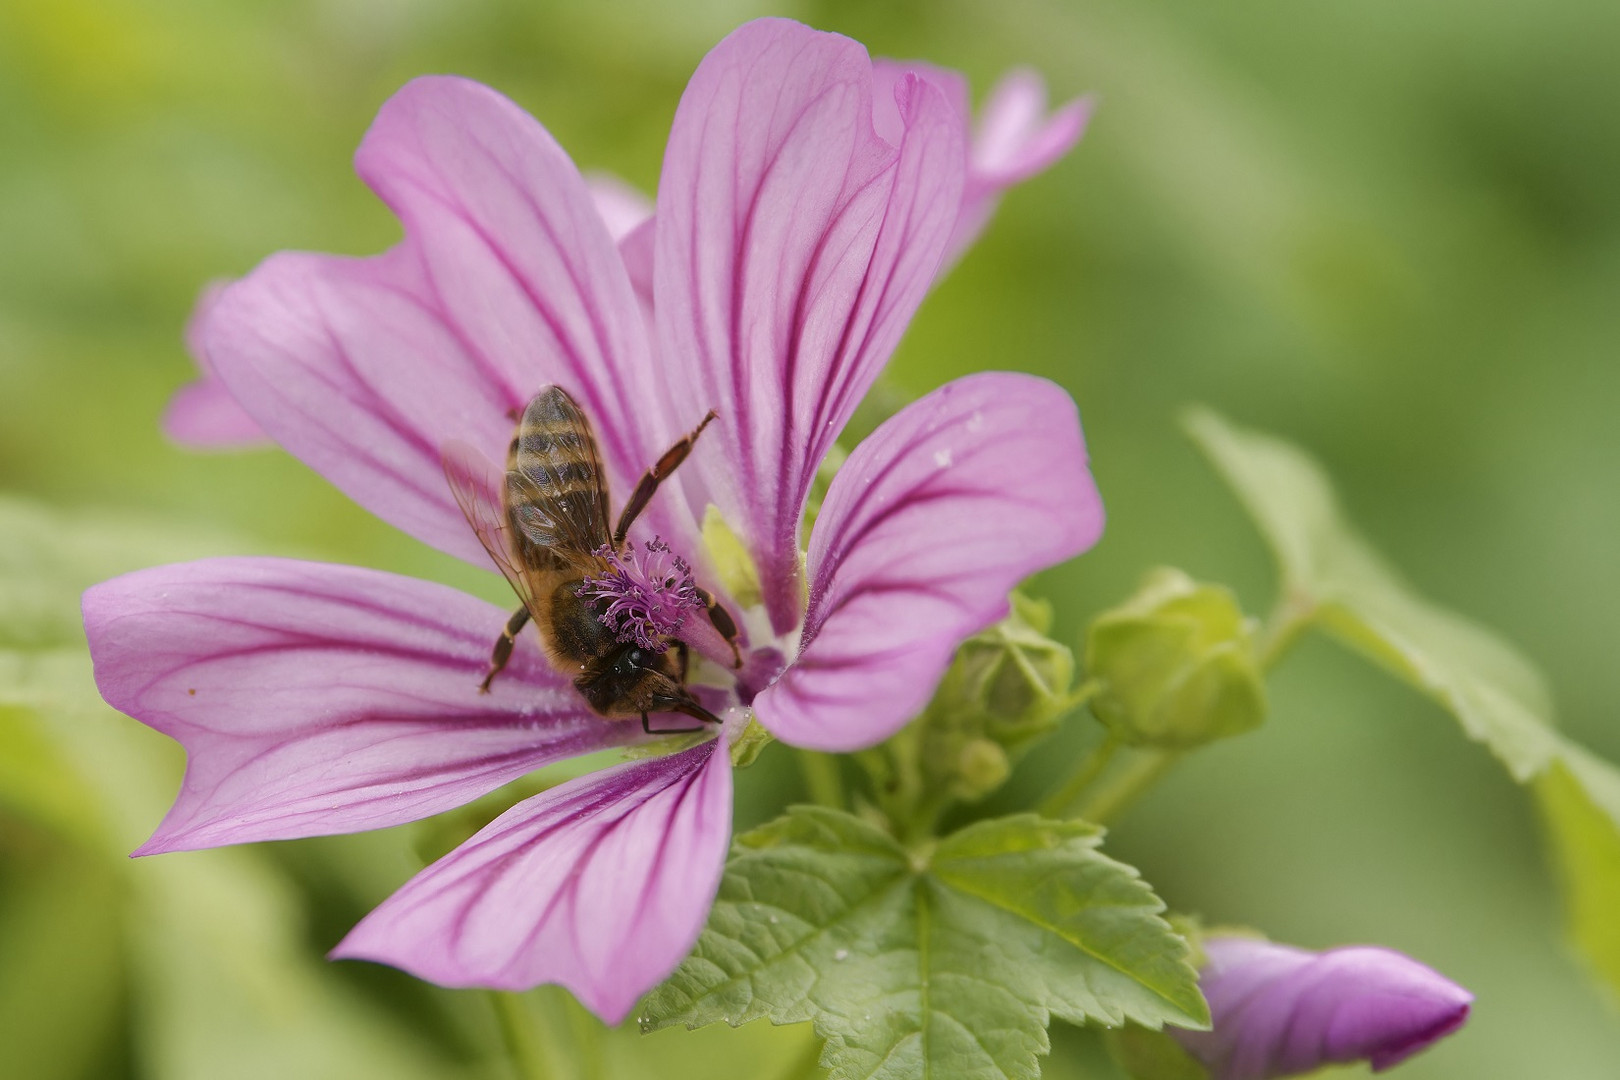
[505, 386, 613, 558]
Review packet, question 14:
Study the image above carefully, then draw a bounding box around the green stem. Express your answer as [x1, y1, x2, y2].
[1254, 588, 1317, 671]
[797, 749, 845, 809]
[1075, 749, 1183, 825]
[1058, 677, 1104, 716]
[488, 992, 553, 1080]
[1038, 733, 1121, 818]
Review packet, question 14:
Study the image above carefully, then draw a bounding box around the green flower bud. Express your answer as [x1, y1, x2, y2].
[950, 737, 1012, 801]
[1086, 568, 1266, 748]
[939, 593, 1076, 756]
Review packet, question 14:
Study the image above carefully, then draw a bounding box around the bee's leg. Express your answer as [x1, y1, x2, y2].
[613, 410, 717, 545]
[478, 607, 531, 694]
[674, 639, 690, 682]
[695, 587, 743, 669]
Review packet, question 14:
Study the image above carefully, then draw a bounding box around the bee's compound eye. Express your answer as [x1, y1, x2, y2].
[626, 648, 647, 668]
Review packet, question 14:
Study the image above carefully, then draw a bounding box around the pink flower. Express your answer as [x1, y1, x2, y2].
[1172, 938, 1473, 1079]
[85, 18, 1102, 1021]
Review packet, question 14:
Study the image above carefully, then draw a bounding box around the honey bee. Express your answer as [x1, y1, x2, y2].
[443, 386, 740, 734]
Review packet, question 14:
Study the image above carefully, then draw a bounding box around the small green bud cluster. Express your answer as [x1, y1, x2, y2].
[939, 593, 1076, 772]
[1085, 567, 1266, 748]
[858, 594, 1076, 838]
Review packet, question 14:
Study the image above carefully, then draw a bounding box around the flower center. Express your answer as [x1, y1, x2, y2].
[576, 537, 703, 651]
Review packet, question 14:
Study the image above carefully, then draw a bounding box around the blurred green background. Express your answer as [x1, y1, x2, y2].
[3, 0, 1618, 1077]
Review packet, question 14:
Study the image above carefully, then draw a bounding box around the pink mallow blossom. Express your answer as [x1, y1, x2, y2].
[85, 18, 1102, 1022]
[162, 39, 1089, 452]
[1172, 937, 1473, 1079]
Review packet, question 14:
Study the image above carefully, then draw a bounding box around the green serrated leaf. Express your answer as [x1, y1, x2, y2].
[931, 816, 1209, 1028]
[1184, 406, 1620, 1001]
[643, 808, 1206, 1080]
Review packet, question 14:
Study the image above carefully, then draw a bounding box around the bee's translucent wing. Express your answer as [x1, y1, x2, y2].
[509, 387, 614, 561]
[442, 439, 541, 614]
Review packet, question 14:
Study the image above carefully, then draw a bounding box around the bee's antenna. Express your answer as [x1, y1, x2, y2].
[641, 696, 723, 736]
[669, 697, 723, 726]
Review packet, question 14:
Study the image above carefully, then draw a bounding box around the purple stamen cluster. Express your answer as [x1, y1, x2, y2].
[576, 537, 702, 651]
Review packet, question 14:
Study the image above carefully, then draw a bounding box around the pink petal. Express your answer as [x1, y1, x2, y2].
[973, 69, 1090, 184]
[162, 280, 269, 450]
[359, 77, 670, 500]
[754, 373, 1103, 751]
[83, 557, 637, 854]
[202, 250, 512, 566]
[870, 58, 970, 146]
[586, 172, 657, 313]
[204, 76, 671, 567]
[873, 63, 1091, 271]
[584, 172, 654, 241]
[953, 69, 1092, 266]
[162, 378, 270, 450]
[332, 734, 731, 1024]
[652, 18, 966, 635]
[618, 216, 656, 316]
[1173, 938, 1473, 1080]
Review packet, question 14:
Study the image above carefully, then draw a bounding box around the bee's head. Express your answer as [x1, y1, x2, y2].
[575, 642, 719, 727]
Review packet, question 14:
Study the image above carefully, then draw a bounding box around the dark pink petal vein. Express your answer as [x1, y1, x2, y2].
[333, 734, 732, 1024]
[84, 557, 636, 854]
[754, 372, 1103, 751]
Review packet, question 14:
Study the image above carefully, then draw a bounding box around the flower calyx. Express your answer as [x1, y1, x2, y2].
[1085, 567, 1267, 749]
